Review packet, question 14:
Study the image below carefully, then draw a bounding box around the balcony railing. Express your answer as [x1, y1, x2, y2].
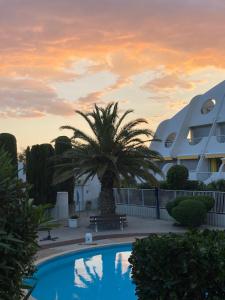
[216, 135, 225, 143]
[187, 137, 204, 145]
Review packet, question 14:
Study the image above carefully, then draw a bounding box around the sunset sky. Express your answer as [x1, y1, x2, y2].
[1, 0, 225, 151]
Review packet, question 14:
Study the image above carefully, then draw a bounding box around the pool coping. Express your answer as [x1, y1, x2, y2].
[37, 237, 138, 265]
[39, 230, 186, 250]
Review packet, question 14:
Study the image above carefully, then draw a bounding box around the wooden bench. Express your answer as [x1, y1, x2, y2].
[90, 214, 127, 232]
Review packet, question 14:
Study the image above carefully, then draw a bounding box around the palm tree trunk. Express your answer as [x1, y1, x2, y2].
[99, 172, 115, 215]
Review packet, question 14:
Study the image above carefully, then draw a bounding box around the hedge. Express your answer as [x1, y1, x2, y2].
[166, 195, 215, 227]
[54, 136, 74, 203]
[166, 165, 189, 189]
[172, 199, 207, 227]
[26, 143, 56, 205]
[0, 133, 18, 171]
[129, 230, 225, 300]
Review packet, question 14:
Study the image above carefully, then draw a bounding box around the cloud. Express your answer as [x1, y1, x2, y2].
[75, 91, 106, 111]
[144, 73, 195, 91]
[1, 0, 225, 81]
[1, 0, 225, 122]
[0, 77, 76, 118]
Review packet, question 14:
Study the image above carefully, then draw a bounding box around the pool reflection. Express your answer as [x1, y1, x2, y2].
[32, 246, 136, 300]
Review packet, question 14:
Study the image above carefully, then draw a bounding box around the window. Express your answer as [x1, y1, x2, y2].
[201, 99, 216, 114]
[165, 133, 176, 148]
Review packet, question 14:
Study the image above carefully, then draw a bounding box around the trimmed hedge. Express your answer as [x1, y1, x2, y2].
[172, 199, 206, 227]
[0, 133, 18, 171]
[54, 136, 74, 204]
[167, 165, 188, 189]
[129, 230, 225, 300]
[26, 143, 56, 205]
[166, 195, 215, 227]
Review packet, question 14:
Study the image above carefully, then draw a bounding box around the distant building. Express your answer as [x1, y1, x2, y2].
[150, 80, 225, 184]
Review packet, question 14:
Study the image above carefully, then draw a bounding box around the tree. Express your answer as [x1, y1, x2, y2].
[26, 143, 56, 205]
[167, 165, 189, 189]
[54, 102, 162, 215]
[54, 136, 74, 203]
[0, 147, 47, 299]
[0, 132, 18, 171]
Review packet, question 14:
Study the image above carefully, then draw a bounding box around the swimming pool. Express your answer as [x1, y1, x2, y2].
[32, 244, 136, 300]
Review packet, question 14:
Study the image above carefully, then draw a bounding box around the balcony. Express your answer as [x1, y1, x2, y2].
[187, 137, 203, 145]
[216, 135, 225, 143]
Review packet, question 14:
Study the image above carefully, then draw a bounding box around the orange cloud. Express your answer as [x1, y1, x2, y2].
[1, 0, 225, 122]
[0, 77, 76, 118]
[144, 73, 195, 91]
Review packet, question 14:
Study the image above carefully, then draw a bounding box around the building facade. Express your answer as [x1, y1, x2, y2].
[150, 81, 225, 184]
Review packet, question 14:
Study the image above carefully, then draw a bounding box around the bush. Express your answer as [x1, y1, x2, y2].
[166, 195, 214, 227]
[0, 132, 18, 171]
[207, 180, 225, 192]
[185, 180, 204, 190]
[172, 199, 207, 227]
[166, 196, 189, 216]
[194, 195, 215, 211]
[166, 165, 188, 189]
[54, 136, 74, 203]
[129, 230, 225, 300]
[0, 148, 43, 299]
[26, 143, 56, 205]
[159, 180, 169, 189]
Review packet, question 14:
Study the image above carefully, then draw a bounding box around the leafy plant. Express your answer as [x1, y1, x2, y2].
[26, 143, 56, 205]
[129, 230, 225, 300]
[172, 199, 207, 227]
[0, 148, 50, 299]
[54, 102, 162, 215]
[0, 132, 18, 171]
[54, 136, 74, 204]
[166, 165, 188, 189]
[166, 195, 215, 227]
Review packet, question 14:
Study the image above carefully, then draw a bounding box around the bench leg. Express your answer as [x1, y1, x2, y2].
[120, 222, 124, 231]
[95, 223, 98, 233]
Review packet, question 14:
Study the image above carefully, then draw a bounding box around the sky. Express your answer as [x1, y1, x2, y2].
[1, 0, 225, 151]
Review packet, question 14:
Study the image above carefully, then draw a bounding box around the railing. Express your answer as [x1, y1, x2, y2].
[216, 135, 225, 143]
[187, 137, 203, 145]
[115, 188, 225, 226]
[196, 172, 212, 181]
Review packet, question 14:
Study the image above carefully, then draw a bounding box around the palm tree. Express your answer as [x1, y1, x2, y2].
[54, 102, 162, 215]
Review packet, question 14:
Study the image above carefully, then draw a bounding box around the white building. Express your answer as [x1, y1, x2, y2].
[150, 80, 225, 184]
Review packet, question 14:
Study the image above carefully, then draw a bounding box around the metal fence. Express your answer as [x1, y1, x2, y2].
[114, 188, 225, 227]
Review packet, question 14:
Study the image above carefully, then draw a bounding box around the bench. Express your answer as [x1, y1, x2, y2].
[90, 214, 127, 232]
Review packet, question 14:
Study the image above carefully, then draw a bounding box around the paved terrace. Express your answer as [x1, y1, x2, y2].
[38, 211, 223, 260]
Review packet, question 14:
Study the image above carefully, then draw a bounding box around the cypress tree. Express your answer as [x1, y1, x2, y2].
[54, 136, 74, 203]
[0, 133, 18, 171]
[26, 143, 56, 205]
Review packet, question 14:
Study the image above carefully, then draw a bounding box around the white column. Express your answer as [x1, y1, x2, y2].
[55, 192, 69, 219]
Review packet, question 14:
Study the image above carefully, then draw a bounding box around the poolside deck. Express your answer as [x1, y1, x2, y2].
[38, 212, 193, 260]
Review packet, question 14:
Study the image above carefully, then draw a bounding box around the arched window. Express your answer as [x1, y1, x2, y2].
[201, 99, 216, 114]
[165, 133, 176, 148]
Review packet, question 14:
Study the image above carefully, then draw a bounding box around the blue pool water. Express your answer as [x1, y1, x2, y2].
[32, 244, 136, 300]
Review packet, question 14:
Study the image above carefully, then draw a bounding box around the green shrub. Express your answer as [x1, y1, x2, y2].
[54, 136, 74, 203]
[185, 180, 205, 190]
[194, 195, 215, 211]
[172, 199, 207, 227]
[166, 165, 188, 189]
[159, 180, 169, 189]
[0, 132, 18, 171]
[129, 230, 225, 300]
[166, 195, 215, 226]
[166, 196, 189, 216]
[26, 143, 56, 205]
[0, 149, 45, 299]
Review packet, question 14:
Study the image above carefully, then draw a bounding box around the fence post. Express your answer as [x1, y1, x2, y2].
[155, 187, 160, 219]
[127, 189, 130, 205]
